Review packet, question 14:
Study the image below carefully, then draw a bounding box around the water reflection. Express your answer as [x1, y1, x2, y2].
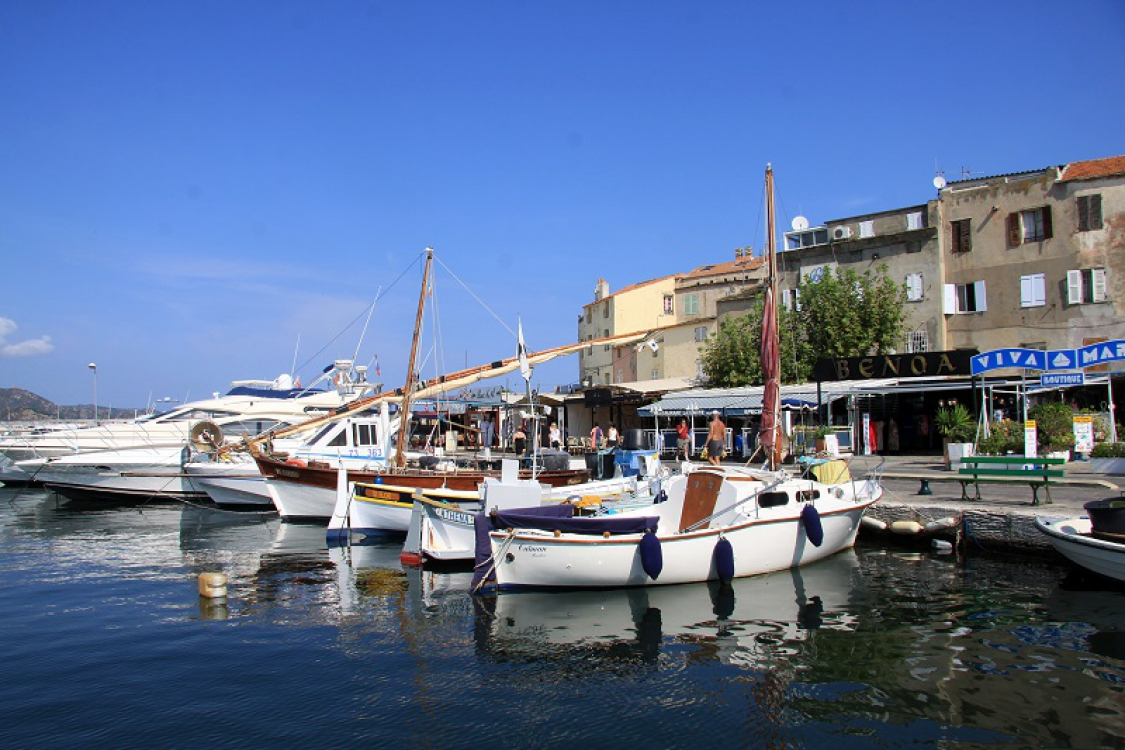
[472, 552, 861, 670]
[2, 487, 1122, 747]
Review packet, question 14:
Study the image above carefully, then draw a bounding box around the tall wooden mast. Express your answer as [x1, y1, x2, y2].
[394, 247, 434, 467]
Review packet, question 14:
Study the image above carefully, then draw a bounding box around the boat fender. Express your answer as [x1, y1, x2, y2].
[639, 531, 662, 580]
[285, 457, 307, 467]
[713, 537, 735, 584]
[654, 489, 667, 505]
[924, 517, 959, 534]
[861, 516, 888, 532]
[801, 504, 824, 547]
[889, 520, 924, 535]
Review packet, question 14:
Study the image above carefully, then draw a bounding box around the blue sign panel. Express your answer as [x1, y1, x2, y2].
[971, 348, 1048, 375]
[1078, 339, 1125, 368]
[1046, 349, 1078, 370]
[1040, 372, 1085, 387]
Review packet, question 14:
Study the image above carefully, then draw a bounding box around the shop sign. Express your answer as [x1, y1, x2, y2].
[813, 349, 976, 382]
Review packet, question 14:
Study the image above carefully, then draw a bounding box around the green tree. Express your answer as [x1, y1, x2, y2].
[699, 263, 908, 387]
[700, 300, 810, 387]
[798, 264, 909, 359]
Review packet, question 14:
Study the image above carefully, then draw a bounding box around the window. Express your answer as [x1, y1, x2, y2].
[1078, 195, 1103, 231]
[695, 359, 704, 378]
[585, 309, 591, 324]
[1007, 207, 1053, 245]
[651, 368, 660, 380]
[683, 293, 699, 315]
[603, 304, 608, 318]
[694, 326, 708, 342]
[780, 288, 800, 310]
[662, 294, 674, 315]
[906, 330, 929, 353]
[1020, 273, 1046, 307]
[616, 368, 623, 383]
[950, 218, 972, 253]
[905, 273, 924, 301]
[354, 424, 379, 447]
[906, 211, 925, 231]
[1067, 268, 1108, 305]
[943, 281, 987, 313]
[603, 329, 610, 352]
[783, 228, 829, 251]
[859, 220, 874, 238]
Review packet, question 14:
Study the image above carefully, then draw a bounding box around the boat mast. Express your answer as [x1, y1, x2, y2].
[394, 248, 434, 468]
[761, 164, 782, 471]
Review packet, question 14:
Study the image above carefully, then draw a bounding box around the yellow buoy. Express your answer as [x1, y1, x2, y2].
[889, 520, 924, 535]
[198, 572, 228, 599]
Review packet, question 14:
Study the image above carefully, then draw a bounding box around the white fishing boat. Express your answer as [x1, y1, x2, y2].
[472, 164, 883, 592]
[1035, 500, 1125, 584]
[184, 409, 395, 509]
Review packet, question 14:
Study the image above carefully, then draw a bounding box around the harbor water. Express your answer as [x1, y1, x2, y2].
[1, 486, 1122, 748]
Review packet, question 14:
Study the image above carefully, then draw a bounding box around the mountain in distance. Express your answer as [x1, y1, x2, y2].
[0, 387, 143, 422]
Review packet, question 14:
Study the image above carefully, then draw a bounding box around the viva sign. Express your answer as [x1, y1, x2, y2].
[971, 340, 1125, 376]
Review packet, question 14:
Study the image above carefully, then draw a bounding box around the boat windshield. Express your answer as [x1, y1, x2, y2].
[151, 408, 240, 423]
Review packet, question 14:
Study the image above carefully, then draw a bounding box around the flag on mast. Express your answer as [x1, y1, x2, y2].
[518, 318, 532, 381]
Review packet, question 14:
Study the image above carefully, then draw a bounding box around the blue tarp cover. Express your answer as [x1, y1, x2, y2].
[489, 505, 659, 535]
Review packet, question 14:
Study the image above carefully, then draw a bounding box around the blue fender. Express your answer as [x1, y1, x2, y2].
[801, 504, 824, 547]
[639, 531, 663, 580]
[713, 536, 735, 584]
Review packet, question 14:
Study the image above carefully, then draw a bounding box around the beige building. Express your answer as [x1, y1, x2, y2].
[581, 153, 1125, 388]
[579, 251, 766, 385]
[780, 203, 944, 353]
[578, 275, 678, 385]
[939, 156, 1124, 360]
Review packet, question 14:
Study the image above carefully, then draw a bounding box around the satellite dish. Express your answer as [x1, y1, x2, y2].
[791, 215, 809, 231]
[189, 420, 224, 452]
[933, 175, 947, 190]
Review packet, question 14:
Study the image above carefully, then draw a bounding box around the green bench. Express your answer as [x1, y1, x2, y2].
[957, 456, 1066, 506]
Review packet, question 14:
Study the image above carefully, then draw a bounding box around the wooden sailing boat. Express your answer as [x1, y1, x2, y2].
[251, 247, 644, 520]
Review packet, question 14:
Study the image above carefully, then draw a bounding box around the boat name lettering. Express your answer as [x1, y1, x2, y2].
[517, 544, 547, 554]
[361, 488, 400, 501]
[436, 509, 474, 525]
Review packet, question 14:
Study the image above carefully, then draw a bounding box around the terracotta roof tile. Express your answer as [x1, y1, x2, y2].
[1059, 155, 1125, 182]
[681, 255, 764, 280]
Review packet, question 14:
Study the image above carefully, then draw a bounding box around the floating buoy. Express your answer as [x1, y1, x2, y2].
[639, 531, 662, 580]
[399, 550, 424, 567]
[285, 457, 307, 467]
[801, 504, 824, 547]
[931, 539, 953, 553]
[861, 516, 888, 532]
[889, 520, 924, 536]
[925, 517, 959, 534]
[198, 572, 228, 599]
[713, 537, 735, 584]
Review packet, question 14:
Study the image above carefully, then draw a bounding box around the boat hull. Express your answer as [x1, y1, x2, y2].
[1035, 516, 1125, 583]
[489, 505, 869, 589]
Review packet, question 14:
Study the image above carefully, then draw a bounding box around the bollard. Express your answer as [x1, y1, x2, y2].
[198, 572, 228, 599]
[917, 478, 933, 495]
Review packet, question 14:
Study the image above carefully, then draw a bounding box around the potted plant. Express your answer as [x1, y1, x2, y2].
[1028, 402, 1076, 460]
[813, 425, 833, 453]
[935, 403, 975, 470]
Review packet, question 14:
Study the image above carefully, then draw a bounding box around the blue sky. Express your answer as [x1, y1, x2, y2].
[2, 1, 1123, 409]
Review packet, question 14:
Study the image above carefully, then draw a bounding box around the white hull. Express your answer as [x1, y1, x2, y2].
[271, 481, 334, 521]
[1035, 517, 1125, 583]
[483, 465, 880, 590]
[31, 446, 204, 500]
[185, 464, 274, 508]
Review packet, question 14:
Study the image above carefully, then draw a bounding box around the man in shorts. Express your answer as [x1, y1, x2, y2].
[707, 411, 725, 467]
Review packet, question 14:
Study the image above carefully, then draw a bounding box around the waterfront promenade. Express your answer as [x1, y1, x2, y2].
[838, 453, 1121, 554]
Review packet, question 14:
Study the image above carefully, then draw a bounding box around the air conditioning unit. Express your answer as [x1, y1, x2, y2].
[832, 226, 853, 241]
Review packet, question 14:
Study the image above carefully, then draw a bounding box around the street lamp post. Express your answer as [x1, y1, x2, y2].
[88, 363, 98, 424]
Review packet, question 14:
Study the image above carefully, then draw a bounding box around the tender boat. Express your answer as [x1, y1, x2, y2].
[1036, 500, 1125, 584]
